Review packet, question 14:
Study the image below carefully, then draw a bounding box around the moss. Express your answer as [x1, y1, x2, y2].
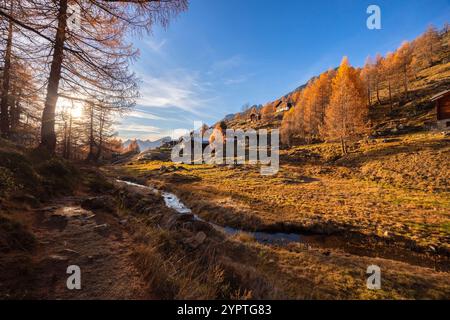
[0, 216, 36, 253]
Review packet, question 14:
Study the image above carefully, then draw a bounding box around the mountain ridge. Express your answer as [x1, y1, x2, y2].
[123, 137, 172, 152]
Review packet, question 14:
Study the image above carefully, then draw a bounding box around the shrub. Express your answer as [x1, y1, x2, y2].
[0, 216, 36, 253]
[0, 167, 19, 197]
[0, 150, 39, 188]
[36, 158, 79, 194]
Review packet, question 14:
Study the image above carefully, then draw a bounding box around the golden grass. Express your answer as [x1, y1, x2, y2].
[116, 131, 450, 298]
[127, 132, 450, 252]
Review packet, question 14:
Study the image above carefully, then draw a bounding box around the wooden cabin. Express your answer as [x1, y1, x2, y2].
[275, 99, 293, 114]
[431, 89, 450, 130]
[249, 108, 261, 123]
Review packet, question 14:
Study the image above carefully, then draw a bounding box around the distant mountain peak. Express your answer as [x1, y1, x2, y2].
[123, 136, 172, 152]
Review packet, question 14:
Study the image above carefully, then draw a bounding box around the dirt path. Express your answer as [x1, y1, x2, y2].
[28, 197, 151, 299]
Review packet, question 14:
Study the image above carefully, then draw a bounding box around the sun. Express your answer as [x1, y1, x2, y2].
[70, 103, 83, 118]
[56, 97, 84, 119]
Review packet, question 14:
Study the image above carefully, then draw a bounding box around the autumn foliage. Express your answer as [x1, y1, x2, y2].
[281, 24, 449, 152]
[321, 57, 368, 154]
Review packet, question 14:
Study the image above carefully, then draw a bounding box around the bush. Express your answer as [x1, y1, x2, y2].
[0, 150, 39, 189]
[36, 158, 72, 177]
[36, 158, 79, 194]
[0, 216, 36, 253]
[83, 170, 115, 193]
[0, 167, 19, 197]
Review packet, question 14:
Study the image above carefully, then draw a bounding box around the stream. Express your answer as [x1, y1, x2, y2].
[117, 180, 303, 245]
[116, 179, 449, 271]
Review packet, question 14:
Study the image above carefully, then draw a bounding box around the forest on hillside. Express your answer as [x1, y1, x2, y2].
[227, 24, 449, 153]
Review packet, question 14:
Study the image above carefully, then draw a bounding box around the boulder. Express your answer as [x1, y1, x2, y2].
[81, 196, 116, 213]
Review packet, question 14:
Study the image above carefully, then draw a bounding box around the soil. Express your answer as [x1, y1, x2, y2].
[2, 196, 151, 300]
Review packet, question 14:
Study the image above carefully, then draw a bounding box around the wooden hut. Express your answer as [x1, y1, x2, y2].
[431, 89, 450, 130]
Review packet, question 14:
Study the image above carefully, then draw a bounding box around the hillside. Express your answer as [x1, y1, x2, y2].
[222, 26, 450, 139]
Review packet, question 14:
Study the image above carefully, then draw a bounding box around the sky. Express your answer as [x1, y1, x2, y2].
[116, 0, 450, 141]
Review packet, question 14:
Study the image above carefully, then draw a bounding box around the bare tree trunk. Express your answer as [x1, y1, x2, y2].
[388, 79, 393, 112]
[0, 8, 13, 138]
[10, 87, 22, 133]
[67, 113, 72, 159]
[340, 137, 347, 155]
[39, 0, 68, 153]
[403, 67, 408, 98]
[62, 118, 68, 158]
[376, 80, 381, 104]
[95, 110, 105, 161]
[87, 103, 96, 161]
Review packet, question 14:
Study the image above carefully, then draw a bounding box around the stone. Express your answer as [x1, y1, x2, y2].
[48, 254, 69, 262]
[185, 231, 207, 249]
[60, 248, 80, 256]
[94, 223, 109, 230]
[81, 196, 116, 213]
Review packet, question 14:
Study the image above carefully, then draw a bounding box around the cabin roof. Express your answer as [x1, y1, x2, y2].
[431, 89, 450, 101]
[274, 100, 283, 108]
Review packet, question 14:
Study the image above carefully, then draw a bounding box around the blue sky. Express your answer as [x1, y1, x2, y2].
[117, 0, 450, 141]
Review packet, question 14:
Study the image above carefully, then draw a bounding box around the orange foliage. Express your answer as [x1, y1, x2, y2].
[322, 57, 368, 153]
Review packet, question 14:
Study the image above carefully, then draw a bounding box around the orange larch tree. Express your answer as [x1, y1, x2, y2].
[322, 57, 368, 154]
[393, 41, 413, 98]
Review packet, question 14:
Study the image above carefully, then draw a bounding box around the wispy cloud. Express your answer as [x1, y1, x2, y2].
[127, 109, 165, 121]
[224, 74, 249, 85]
[137, 70, 218, 117]
[210, 55, 243, 73]
[144, 38, 167, 54]
[116, 123, 161, 134]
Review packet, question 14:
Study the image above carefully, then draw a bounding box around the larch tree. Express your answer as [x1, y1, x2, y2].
[261, 102, 276, 121]
[361, 56, 374, 107]
[393, 41, 413, 98]
[301, 85, 314, 140]
[280, 107, 295, 146]
[292, 90, 307, 140]
[373, 53, 383, 104]
[414, 25, 442, 68]
[7, 60, 40, 135]
[322, 57, 368, 155]
[0, 0, 188, 153]
[0, 0, 43, 140]
[314, 71, 333, 132]
[382, 52, 396, 110]
[0, 0, 14, 137]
